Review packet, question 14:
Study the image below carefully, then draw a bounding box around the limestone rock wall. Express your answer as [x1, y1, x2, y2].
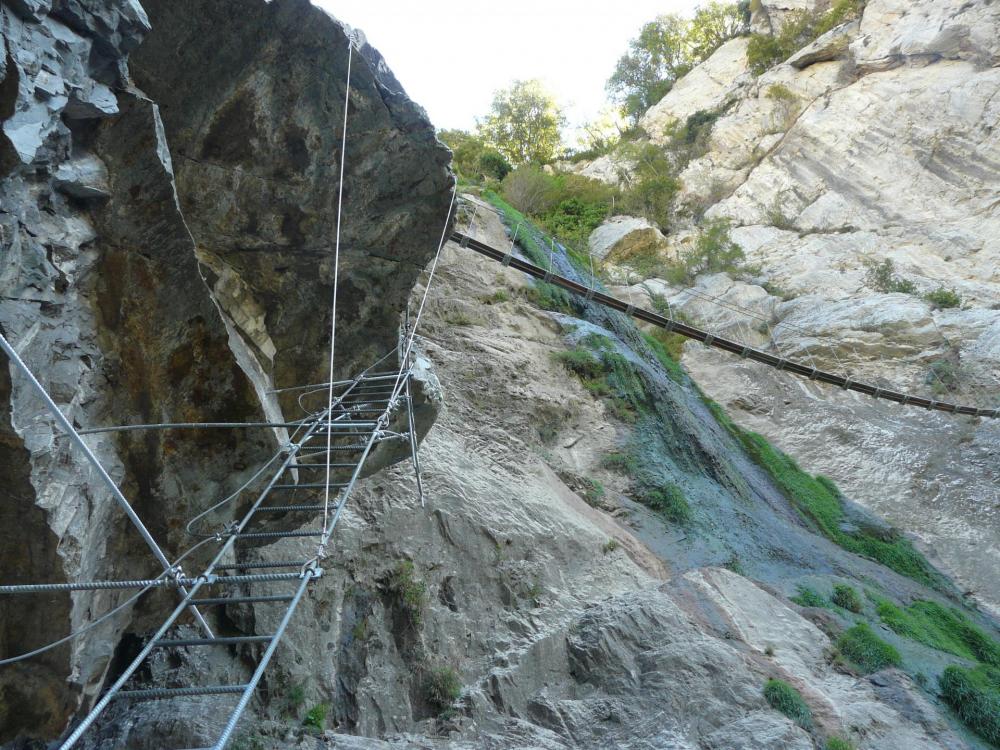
[612, 0, 1000, 615]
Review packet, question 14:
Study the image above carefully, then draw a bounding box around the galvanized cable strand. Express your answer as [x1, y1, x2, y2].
[388, 184, 459, 408]
[453, 231, 1000, 419]
[0, 536, 217, 666]
[0, 331, 215, 639]
[183, 407, 323, 538]
[323, 43, 354, 537]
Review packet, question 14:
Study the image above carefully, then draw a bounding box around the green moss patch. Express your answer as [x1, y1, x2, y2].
[553, 338, 649, 422]
[704, 399, 941, 588]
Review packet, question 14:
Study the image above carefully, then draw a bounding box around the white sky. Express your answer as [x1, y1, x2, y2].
[313, 0, 699, 141]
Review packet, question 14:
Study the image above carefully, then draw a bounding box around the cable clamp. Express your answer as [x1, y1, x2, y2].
[808, 367, 819, 380]
[169, 566, 186, 586]
[197, 574, 218, 585]
[459, 233, 471, 248]
[282, 442, 300, 455]
[842, 377, 852, 390]
[873, 387, 883, 399]
[663, 319, 675, 332]
[624, 304, 636, 316]
[740, 346, 751, 359]
[901, 395, 911, 405]
[585, 287, 596, 301]
[501, 253, 513, 267]
[703, 334, 715, 347]
[543, 269, 553, 282]
[928, 399, 939, 410]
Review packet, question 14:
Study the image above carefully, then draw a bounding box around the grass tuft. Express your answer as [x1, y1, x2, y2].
[791, 585, 828, 609]
[387, 560, 427, 628]
[424, 665, 462, 714]
[874, 597, 1000, 666]
[639, 482, 692, 524]
[939, 664, 1000, 745]
[832, 584, 863, 613]
[763, 679, 813, 729]
[835, 623, 902, 674]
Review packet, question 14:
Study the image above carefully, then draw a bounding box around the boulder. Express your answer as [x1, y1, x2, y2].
[588, 216, 668, 262]
[788, 20, 860, 68]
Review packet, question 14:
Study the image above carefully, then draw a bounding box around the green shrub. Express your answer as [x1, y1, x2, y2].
[603, 539, 620, 554]
[618, 142, 681, 230]
[832, 584, 863, 613]
[303, 703, 328, 732]
[874, 598, 1000, 667]
[766, 84, 797, 103]
[682, 108, 721, 149]
[826, 737, 856, 750]
[387, 560, 427, 627]
[687, 218, 746, 278]
[424, 665, 462, 713]
[815, 0, 866, 36]
[704, 399, 940, 587]
[924, 287, 961, 310]
[479, 150, 512, 182]
[864, 258, 917, 295]
[791, 585, 828, 608]
[939, 664, 1000, 745]
[747, 0, 865, 75]
[763, 679, 813, 729]
[640, 482, 692, 524]
[836, 623, 902, 674]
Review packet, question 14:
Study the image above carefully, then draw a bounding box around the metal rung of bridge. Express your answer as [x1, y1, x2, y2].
[191, 595, 294, 606]
[255, 504, 336, 514]
[153, 635, 274, 648]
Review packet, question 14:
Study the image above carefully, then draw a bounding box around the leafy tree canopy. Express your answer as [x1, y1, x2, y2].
[608, 2, 751, 123]
[479, 79, 566, 166]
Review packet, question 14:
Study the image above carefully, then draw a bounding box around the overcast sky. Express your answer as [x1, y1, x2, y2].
[313, 0, 699, 140]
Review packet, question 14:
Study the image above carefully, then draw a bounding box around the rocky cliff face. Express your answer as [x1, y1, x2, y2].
[0, 0, 450, 743]
[595, 0, 1000, 619]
